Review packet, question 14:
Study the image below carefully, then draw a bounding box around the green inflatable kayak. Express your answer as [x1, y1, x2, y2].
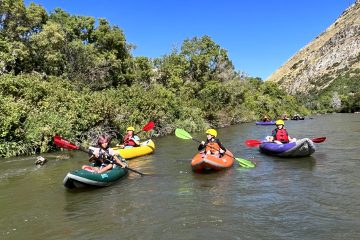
[63, 164, 128, 189]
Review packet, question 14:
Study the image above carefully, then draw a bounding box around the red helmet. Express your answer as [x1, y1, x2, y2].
[97, 135, 110, 145]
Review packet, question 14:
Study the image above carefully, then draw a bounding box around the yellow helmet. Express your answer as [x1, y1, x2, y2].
[127, 126, 135, 131]
[206, 128, 217, 137]
[275, 120, 285, 126]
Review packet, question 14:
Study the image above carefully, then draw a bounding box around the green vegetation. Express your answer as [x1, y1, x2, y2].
[0, 0, 309, 157]
[300, 69, 360, 113]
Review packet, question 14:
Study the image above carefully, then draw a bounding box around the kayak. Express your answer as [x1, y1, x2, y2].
[256, 121, 276, 125]
[112, 139, 155, 159]
[291, 116, 305, 120]
[63, 164, 128, 189]
[191, 150, 234, 171]
[259, 138, 316, 157]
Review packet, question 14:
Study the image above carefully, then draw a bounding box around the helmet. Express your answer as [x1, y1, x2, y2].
[206, 129, 217, 137]
[98, 135, 110, 145]
[275, 120, 285, 126]
[127, 126, 135, 131]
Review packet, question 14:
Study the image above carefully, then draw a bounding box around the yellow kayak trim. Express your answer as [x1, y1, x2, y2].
[113, 139, 155, 159]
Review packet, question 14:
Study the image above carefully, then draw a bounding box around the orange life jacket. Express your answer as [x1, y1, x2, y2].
[205, 140, 221, 153]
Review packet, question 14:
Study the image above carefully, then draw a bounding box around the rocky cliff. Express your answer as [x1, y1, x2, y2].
[267, 0, 360, 95]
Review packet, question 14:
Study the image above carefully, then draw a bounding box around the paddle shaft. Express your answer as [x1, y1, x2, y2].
[246, 137, 326, 147]
[87, 148, 145, 176]
[54, 136, 145, 176]
[83, 147, 144, 176]
[125, 166, 144, 176]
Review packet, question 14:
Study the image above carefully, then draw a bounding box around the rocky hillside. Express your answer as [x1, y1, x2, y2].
[267, 0, 360, 95]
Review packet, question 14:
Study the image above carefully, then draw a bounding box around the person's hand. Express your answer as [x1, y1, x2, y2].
[266, 136, 274, 142]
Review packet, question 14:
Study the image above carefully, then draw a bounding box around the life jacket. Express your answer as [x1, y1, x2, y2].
[205, 139, 221, 154]
[273, 128, 289, 143]
[94, 148, 114, 167]
[123, 135, 137, 147]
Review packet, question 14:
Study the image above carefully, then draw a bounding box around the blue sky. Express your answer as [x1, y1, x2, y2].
[24, 0, 353, 79]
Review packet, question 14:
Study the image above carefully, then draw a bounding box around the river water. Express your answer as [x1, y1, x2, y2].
[0, 114, 359, 240]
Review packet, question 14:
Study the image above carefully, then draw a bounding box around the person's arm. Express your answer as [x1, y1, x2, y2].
[88, 147, 99, 160]
[132, 135, 140, 146]
[88, 155, 97, 162]
[113, 155, 127, 168]
[198, 140, 206, 151]
[108, 149, 126, 168]
[271, 129, 277, 138]
[216, 139, 226, 153]
[97, 164, 113, 173]
[266, 136, 274, 142]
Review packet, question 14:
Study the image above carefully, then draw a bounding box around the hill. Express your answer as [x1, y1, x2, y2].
[267, 0, 360, 113]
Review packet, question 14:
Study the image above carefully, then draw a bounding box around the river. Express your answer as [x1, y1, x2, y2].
[0, 113, 359, 240]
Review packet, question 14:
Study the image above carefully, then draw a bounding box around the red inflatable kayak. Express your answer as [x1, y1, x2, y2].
[191, 150, 234, 171]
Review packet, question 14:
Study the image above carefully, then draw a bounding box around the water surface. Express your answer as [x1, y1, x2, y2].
[0, 114, 359, 239]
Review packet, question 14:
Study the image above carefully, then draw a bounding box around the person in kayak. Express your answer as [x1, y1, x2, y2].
[262, 115, 270, 122]
[83, 135, 127, 173]
[198, 129, 226, 157]
[117, 126, 141, 149]
[266, 120, 296, 144]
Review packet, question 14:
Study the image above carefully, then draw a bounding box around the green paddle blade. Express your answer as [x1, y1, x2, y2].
[175, 128, 193, 140]
[235, 157, 256, 168]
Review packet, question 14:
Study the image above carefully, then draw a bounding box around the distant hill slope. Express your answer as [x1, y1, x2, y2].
[267, 0, 360, 95]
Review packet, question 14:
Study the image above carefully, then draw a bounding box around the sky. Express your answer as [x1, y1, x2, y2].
[23, 0, 354, 80]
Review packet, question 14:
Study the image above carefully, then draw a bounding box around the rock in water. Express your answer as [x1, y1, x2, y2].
[35, 156, 47, 166]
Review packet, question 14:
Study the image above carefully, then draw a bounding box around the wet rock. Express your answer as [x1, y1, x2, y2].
[35, 156, 47, 166]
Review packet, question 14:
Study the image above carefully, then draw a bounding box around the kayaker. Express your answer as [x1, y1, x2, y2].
[83, 135, 127, 173]
[266, 120, 296, 144]
[262, 115, 270, 122]
[281, 113, 289, 120]
[198, 129, 226, 157]
[117, 126, 141, 149]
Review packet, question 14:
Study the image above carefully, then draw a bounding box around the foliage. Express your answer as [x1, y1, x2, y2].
[0, 1, 310, 157]
[301, 70, 360, 113]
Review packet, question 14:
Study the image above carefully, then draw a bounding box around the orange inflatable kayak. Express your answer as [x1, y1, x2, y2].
[191, 150, 234, 171]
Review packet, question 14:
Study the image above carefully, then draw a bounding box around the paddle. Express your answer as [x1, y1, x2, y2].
[312, 137, 326, 143]
[119, 121, 155, 145]
[245, 139, 264, 148]
[175, 128, 256, 168]
[53, 135, 145, 176]
[135, 121, 155, 135]
[245, 137, 327, 147]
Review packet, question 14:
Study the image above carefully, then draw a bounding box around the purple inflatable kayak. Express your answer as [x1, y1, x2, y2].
[256, 121, 276, 125]
[259, 138, 316, 157]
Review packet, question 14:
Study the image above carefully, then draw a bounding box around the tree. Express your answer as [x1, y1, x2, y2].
[180, 35, 235, 87]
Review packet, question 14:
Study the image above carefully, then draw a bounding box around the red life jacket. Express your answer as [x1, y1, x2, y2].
[123, 135, 136, 146]
[274, 128, 289, 143]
